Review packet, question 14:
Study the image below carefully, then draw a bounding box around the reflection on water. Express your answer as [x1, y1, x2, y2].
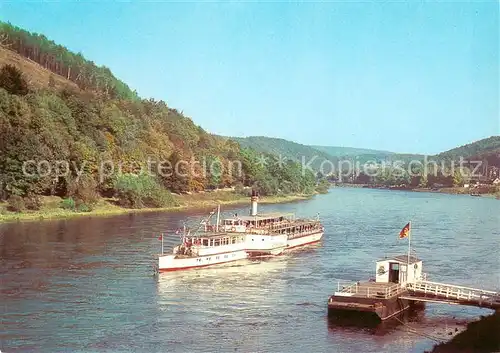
[1, 188, 499, 353]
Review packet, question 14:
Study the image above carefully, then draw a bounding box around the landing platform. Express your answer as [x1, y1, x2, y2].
[328, 281, 420, 321]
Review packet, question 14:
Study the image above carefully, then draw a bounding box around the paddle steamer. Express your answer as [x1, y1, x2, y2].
[157, 190, 324, 272]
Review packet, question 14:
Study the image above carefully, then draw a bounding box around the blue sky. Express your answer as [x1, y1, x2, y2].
[1, 1, 498, 154]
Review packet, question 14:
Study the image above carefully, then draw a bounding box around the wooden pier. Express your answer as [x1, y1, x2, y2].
[403, 280, 500, 310]
[328, 254, 500, 322]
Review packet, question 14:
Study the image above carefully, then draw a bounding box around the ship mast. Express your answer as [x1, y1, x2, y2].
[216, 204, 220, 232]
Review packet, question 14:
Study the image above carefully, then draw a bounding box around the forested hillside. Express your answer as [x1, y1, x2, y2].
[0, 25, 320, 213]
[435, 136, 500, 166]
[0, 21, 137, 100]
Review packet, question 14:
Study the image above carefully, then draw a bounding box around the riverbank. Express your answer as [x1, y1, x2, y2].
[0, 191, 313, 224]
[335, 183, 500, 198]
[426, 312, 500, 353]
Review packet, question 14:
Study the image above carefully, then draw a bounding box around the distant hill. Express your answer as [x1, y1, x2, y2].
[229, 136, 425, 168]
[434, 136, 500, 169]
[435, 136, 500, 161]
[229, 135, 500, 171]
[311, 145, 394, 158]
[228, 136, 335, 172]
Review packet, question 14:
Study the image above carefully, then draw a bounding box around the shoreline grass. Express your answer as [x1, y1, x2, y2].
[0, 191, 314, 224]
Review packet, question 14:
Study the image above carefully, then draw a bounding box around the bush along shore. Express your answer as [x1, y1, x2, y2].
[0, 190, 315, 223]
[426, 312, 500, 353]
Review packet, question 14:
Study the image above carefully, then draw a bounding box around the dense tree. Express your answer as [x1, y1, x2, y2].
[0, 64, 29, 95]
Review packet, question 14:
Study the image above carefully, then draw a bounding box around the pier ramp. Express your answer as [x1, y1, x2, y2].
[402, 280, 500, 310]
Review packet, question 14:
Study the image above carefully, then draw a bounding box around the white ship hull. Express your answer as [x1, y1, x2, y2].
[285, 231, 324, 251]
[158, 234, 289, 272]
[158, 249, 248, 272]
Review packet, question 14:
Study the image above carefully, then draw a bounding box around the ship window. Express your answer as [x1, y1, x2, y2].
[216, 256, 219, 260]
[214, 239, 220, 246]
[202, 239, 208, 246]
[224, 255, 228, 258]
[232, 238, 236, 244]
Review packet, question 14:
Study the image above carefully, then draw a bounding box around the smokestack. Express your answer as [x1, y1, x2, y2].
[250, 189, 259, 216]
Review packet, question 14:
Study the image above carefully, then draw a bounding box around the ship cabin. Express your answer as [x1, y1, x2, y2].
[175, 232, 246, 257]
[221, 213, 294, 233]
[375, 254, 423, 286]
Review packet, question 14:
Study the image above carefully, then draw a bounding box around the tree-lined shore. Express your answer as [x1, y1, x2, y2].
[0, 22, 329, 220]
[0, 190, 314, 223]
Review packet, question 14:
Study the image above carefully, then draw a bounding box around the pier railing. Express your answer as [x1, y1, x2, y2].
[406, 280, 500, 307]
[336, 281, 407, 299]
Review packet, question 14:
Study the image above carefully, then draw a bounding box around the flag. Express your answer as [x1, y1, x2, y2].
[399, 222, 410, 239]
[158, 234, 163, 240]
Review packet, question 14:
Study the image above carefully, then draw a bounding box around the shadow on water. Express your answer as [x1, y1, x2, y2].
[327, 307, 427, 336]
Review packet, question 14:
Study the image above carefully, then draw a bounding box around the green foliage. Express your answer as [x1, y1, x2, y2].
[0, 64, 29, 95]
[7, 195, 25, 212]
[234, 182, 247, 196]
[67, 175, 100, 210]
[76, 202, 92, 212]
[114, 173, 177, 208]
[316, 179, 330, 194]
[61, 197, 76, 210]
[453, 170, 464, 187]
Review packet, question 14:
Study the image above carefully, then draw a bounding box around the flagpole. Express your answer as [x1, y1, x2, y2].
[407, 221, 412, 267]
[161, 232, 164, 255]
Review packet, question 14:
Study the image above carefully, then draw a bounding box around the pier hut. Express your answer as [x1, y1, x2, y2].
[375, 254, 423, 284]
[328, 254, 500, 322]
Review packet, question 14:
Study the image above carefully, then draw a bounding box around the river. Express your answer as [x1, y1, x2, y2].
[1, 188, 499, 353]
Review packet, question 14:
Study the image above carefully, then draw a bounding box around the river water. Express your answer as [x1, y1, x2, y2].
[1, 188, 499, 353]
